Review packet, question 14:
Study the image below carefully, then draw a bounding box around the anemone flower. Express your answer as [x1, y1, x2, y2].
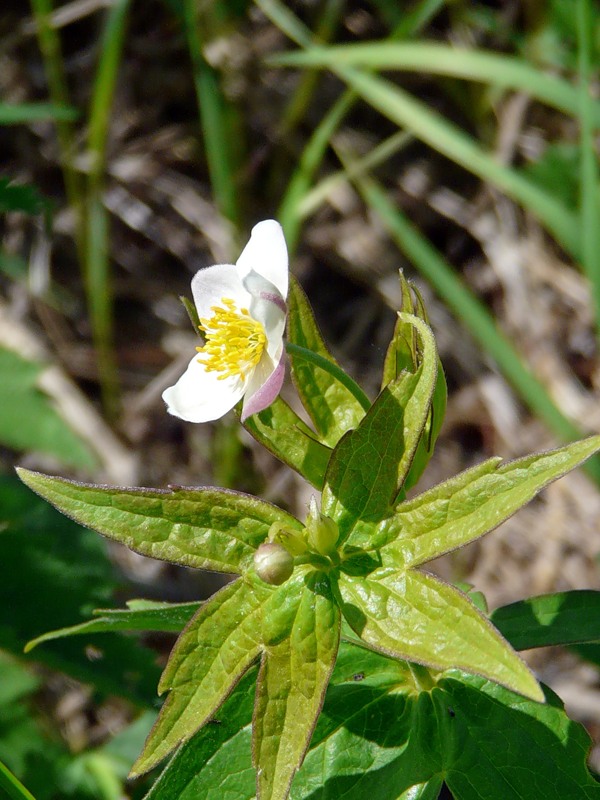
[163, 220, 288, 423]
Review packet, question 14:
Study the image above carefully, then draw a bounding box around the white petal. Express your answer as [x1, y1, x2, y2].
[162, 356, 245, 423]
[191, 263, 250, 321]
[245, 282, 286, 361]
[241, 352, 285, 420]
[236, 220, 288, 299]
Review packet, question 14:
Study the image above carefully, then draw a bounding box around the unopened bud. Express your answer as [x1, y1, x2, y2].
[305, 496, 339, 556]
[254, 542, 294, 586]
[308, 514, 339, 556]
[268, 522, 308, 555]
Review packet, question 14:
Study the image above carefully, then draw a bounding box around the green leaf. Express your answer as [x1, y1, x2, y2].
[144, 668, 257, 800]
[322, 314, 437, 542]
[298, 645, 599, 799]
[137, 639, 600, 799]
[25, 600, 200, 652]
[17, 469, 302, 574]
[378, 434, 600, 567]
[0, 348, 96, 469]
[254, 570, 341, 800]
[402, 362, 446, 494]
[287, 276, 366, 446]
[381, 278, 447, 493]
[243, 396, 332, 489]
[338, 567, 543, 702]
[437, 674, 600, 799]
[491, 590, 600, 650]
[131, 577, 270, 776]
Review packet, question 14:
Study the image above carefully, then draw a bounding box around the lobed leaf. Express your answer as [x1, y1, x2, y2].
[131, 577, 270, 776]
[338, 567, 543, 702]
[144, 668, 257, 800]
[322, 314, 437, 542]
[287, 276, 366, 446]
[17, 468, 302, 574]
[25, 600, 200, 652]
[254, 570, 341, 800]
[378, 434, 600, 567]
[243, 395, 331, 490]
[136, 638, 600, 800]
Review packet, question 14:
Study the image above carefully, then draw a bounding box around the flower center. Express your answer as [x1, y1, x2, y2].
[196, 297, 267, 381]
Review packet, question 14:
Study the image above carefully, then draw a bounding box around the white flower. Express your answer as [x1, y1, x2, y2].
[163, 220, 288, 423]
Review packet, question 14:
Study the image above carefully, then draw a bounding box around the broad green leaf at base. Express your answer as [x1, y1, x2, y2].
[146, 641, 600, 800]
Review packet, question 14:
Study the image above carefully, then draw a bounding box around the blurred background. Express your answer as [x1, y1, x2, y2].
[1, 1, 600, 797]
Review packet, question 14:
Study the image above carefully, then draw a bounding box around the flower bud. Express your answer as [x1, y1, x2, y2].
[305, 496, 339, 556]
[254, 542, 294, 586]
[268, 522, 308, 555]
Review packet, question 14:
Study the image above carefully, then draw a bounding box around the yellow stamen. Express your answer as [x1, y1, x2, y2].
[196, 297, 266, 381]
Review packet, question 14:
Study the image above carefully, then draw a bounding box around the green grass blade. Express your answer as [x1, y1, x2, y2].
[0, 102, 77, 124]
[391, 0, 446, 38]
[278, 90, 356, 251]
[84, 0, 130, 417]
[29, 0, 85, 255]
[277, 0, 344, 135]
[317, 66, 581, 258]
[298, 129, 412, 220]
[183, 0, 241, 227]
[255, 0, 313, 48]
[271, 0, 445, 250]
[577, 0, 600, 341]
[347, 170, 600, 482]
[272, 42, 600, 125]
[0, 761, 37, 800]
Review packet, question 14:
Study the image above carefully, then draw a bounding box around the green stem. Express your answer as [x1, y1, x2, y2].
[285, 341, 371, 412]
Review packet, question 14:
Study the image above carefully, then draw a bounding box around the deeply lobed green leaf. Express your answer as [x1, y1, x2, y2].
[131, 577, 270, 776]
[243, 395, 331, 490]
[338, 567, 543, 702]
[254, 570, 341, 800]
[322, 314, 437, 542]
[17, 469, 302, 574]
[144, 639, 600, 799]
[377, 434, 600, 567]
[287, 277, 366, 446]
